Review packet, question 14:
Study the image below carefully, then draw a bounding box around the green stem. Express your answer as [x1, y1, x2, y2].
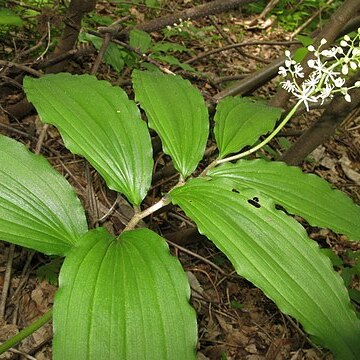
[215, 101, 302, 165]
[123, 179, 186, 232]
[0, 309, 53, 355]
[123, 196, 171, 232]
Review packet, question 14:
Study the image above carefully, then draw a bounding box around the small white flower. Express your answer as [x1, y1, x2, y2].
[278, 66, 288, 76]
[320, 38, 327, 46]
[281, 80, 296, 92]
[350, 61, 357, 70]
[322, 47, 342, 58]
[307, 56, 327, 74]
[278, 30, 360, 111]
[319, 83, 334, 103]
[334, 77, 345, 87]
[293, 84, 318, 111]
[304, 73, 320, 88]
[285, 59, 292, 67]
[294, 64, 304, 78]
[308, 45, 315, 52]
[342, 64, 349, 75]
[308, 59, 315, 68]
[320, 50, 331, 57]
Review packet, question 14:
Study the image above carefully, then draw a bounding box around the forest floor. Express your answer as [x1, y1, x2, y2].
[1, 1, 360, 359]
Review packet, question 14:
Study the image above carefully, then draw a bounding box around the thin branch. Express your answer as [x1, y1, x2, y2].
[209, 15, 271, 64]
[167, 239, 229, 276]
[185, 40, 299, 65]
[98, 0, 257, 38]
[0, 60, 43, 77]
[91, 32, 110, 75]
[0, 245, 15, 319]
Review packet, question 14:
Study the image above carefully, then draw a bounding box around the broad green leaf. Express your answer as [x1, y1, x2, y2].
[54, 227, 197, 360]
[208, 159, 360, 240]
[0, 135, 87, 255]
[130, 29, 152, 53]
[214, 97, 283, 158]
[133, 70, 209, 178]
[24, 73, 153, 206]
[170, 178, 360, 359]
[0, 9, 23, 26]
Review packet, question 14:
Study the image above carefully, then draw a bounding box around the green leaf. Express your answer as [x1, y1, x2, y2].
[37, 257, 63, 285]
[349, 289, 360, 305]
[0, 135, 87, 255]
[208, 159, 360, 241]
[214, 97, 283, 158]
[320, 249, 343, 267]
[342, 267, 354, 288]
[24, 73, 153, 206]
[81, 33, 128, 72]
[296, 34, 313, 47]
[145, 0, 159, 7]
[293, 47, 309, 62]
[54, 227, 197, 360]
[151, 42, 191, 54]
[133, 70, 209, 178]
[151, 54, 197, 72]
[170, 178, 360, 359]
[0, 9, 23, 26]
[130, 29, 152, 53]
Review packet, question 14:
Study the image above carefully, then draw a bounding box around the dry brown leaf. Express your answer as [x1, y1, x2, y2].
[245, 343, 258, 354]
[339, 155, 360, 184]
[227, 330, 249, 347]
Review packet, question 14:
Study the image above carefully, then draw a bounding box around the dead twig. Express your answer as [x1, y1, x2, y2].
[10, 251, 35, 325]
[98, 0, 257, 38]
[167, 238, 230, 277]
[209, 15, 271, 64]
[91, 33, 111, 75]
[0, 244, 15, 319]
[185, 40, 299, 65]
[0, 60, 43, 77]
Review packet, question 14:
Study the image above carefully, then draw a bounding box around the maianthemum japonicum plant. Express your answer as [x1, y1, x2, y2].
[1, 31, 360, 360]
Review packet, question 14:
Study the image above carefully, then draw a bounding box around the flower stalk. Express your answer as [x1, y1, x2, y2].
[207, 30, 360, 170]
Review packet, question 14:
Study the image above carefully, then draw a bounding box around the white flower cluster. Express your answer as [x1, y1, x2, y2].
[278, 30, 360, 111]
[166, 18, 191, 32]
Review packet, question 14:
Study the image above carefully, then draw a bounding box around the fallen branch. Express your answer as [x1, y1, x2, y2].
[99, 0, 257, 38]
